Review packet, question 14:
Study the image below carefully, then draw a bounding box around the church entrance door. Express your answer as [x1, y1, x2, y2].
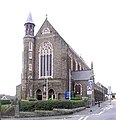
[48, 89, 55, 99]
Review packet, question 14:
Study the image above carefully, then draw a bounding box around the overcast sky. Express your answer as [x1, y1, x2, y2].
[0, 0, 116, 95]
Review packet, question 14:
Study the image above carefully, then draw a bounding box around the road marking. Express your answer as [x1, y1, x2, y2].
[76, 105, 113, 120]
[78, 116, 84, 120]
[83, 116, 89, 120]
[78, 116, 89, 120]
[92, 105, 113, 116]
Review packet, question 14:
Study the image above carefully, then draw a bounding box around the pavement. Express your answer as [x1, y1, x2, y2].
[1, 101, 111, 120]
[73, 100, 111, 115]
[1, 100, 112, 120]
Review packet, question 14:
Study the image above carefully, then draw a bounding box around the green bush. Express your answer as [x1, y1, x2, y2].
[28, 97, 37, 101]
[71, 95, 82, 100]
[1, 104, 11, 114]
[19, 100, 36, 112]
[35, 100, 54, 110]
[19, 100, 86, 112]
[1, 100, 11, 105]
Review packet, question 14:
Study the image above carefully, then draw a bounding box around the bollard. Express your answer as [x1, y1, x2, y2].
[98, 101, 100, 107]
[90, 109, 92, 112]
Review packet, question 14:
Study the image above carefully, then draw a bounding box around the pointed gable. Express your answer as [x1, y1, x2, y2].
[35, 18, 59, 37]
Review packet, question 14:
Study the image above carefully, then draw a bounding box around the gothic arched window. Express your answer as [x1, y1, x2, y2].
[39, 41, 53, 78]
[74, 84, 82, 95]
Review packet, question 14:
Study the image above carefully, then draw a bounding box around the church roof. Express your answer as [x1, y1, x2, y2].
[72, 70, 92, 80]
[35, 18, 59, 37]
[25, 12, 34, 24]
[35, 17, 90, 69]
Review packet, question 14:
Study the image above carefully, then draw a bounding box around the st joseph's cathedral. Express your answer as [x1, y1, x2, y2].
[21, 13, 93, 100]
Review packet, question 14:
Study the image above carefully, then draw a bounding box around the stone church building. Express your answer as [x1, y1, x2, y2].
[21, 13, 92, 100]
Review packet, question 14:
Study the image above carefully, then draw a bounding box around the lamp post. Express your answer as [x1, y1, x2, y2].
[87, 74, 94, 112]
[87, 79, 93, 112]
[108, 86, 112, 105]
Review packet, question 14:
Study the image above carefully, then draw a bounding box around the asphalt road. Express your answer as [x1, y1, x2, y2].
[2, 99, 116, 120]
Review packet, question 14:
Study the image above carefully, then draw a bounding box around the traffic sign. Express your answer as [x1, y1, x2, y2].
[87, 80, 93, 95]
[87, 90, 92, 95]
[87, 80, 93, 90]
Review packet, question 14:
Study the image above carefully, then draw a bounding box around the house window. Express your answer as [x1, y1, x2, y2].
[29, 52, 32, 59]
[76, 61, 78, 71]
[73, 60, 76, 71]
[39, 41, 53, 78]
[29, 64, 32, 71]
[29, 42, 32, 51]
[78, 63, 81, 71]
[74, 84, 82, 96]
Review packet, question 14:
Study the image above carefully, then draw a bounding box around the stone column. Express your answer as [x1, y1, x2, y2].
[15, 99, 20, 118]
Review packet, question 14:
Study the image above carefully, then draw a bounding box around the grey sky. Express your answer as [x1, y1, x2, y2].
[0, 0, 116, 95]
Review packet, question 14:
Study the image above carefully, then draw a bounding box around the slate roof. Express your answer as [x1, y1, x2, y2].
[0, 94, 15, 100]
[72, 70, 92, 80]
[25, 12, 34, 24]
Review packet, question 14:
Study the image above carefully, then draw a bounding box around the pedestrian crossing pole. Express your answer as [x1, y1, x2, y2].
[87, 78, 93, 112]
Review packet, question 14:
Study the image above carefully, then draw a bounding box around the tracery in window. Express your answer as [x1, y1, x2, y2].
[42, 27, 50, 34]
[39, 41, 53, 78]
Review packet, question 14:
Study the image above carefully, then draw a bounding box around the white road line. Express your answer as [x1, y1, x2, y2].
[78, 116, 84, 120]
[83, 116, 89, 120]
[78, 116, 89, 120]
[92, 105, 113, 116]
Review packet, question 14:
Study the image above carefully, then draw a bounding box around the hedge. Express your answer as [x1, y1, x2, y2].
[1, 104, 11, 114]
[19, 100, 86, 112]
[1, 100, 11, 105]
[19, 100, 35, 112]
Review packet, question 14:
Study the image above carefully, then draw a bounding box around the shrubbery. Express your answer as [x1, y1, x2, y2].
[28, 98, 37, 101]
[19, 99, 86, 112]
[1, 100, 11, 105]
[19, 100, 36, 112]
[71, 95, 82, 100]
[1, 104, 11, 114]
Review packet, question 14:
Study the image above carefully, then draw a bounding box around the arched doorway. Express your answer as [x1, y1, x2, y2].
[48, 89, 55, 99]
[36, 89, 42, 100]
[58, 93, 62, 100]
[74, 84, 82, 96]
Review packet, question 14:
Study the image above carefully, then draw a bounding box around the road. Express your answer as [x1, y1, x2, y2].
[2, 99, 116, 120]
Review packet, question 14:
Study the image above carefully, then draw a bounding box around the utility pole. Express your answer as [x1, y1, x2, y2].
[69, 69, 71, 100]
[108, 86, 112, 105]
[46, 77, 48, 100]
[46, 70, 48, 100]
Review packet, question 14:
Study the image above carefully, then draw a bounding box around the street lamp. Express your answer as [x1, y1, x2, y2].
[89, 74, 94, 112]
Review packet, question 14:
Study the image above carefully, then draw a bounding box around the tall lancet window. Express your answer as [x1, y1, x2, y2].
[39, 41, 53, 78]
